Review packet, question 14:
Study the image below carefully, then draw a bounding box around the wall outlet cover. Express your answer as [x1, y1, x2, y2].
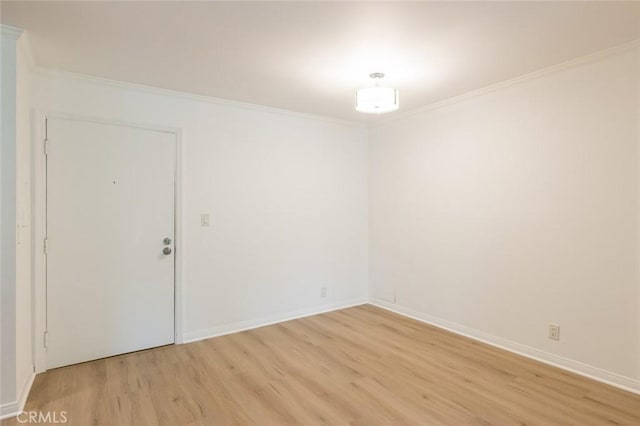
[549, 324, 560, 341]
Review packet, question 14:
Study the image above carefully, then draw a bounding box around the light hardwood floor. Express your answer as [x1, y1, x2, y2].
[2, 304, 639, 425]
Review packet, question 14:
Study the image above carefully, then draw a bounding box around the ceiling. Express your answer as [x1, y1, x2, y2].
[2, 1, 639, 121]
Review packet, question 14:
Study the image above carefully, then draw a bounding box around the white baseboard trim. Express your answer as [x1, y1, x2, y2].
[183, 298, 368, 343]
[0, 369, 36, 420]
[369, 298, 640, 395]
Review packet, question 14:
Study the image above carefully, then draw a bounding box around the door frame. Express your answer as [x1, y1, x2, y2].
[33, 111, 185, 373]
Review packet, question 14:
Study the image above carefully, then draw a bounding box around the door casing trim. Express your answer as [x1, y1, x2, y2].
[33, 110, 185, 373]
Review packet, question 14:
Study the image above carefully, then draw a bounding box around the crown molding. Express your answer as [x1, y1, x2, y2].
[373, 38, 640, 127]
[0, 25, 23, 40]
[30, 37, 639, 129]
[34, 67, 363, 128]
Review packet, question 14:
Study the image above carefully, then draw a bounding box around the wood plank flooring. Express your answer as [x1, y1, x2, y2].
[2, 304, 639, 425]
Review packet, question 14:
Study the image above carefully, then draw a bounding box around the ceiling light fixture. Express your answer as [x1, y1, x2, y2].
[355, 73, 399, 114]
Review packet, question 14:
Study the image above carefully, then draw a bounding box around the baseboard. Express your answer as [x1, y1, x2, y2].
[0, 369, 35, 420]
[183, 298, 368, 343]
[369, 298, 640, 395]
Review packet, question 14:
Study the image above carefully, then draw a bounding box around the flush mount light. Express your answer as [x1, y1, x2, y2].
[355, 73, 399, 114]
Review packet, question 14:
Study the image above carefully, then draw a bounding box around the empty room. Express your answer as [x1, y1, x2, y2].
[1, 1, 640, 424]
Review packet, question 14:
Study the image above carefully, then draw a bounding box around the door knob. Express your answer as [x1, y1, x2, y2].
[163, 247, 172, 255]
[163, 237, 172, 245]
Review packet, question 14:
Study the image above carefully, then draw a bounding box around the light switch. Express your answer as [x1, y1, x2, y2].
[201, 213, 210, 227]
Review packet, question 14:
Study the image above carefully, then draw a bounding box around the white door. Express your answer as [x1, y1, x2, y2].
[46, 118, 176, 369]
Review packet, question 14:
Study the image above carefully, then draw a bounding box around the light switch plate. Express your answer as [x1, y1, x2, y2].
[201, 213, 210, 227]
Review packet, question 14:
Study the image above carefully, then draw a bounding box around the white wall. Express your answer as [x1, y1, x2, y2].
[1, 26, 33, 417]
[370, 47, 640, 385]
[15, 33, 33, 404]
[32, 72, 369, 342]
[1, 26, 20, 409]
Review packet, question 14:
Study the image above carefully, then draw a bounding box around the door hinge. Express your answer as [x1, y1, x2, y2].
[44, 118, 48, 154]
[43, 238, 48, 254]
[43, 331, 49, 349]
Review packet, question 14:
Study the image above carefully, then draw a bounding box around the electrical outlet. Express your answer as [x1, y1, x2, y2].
[320, 287, 327, 298]
[201, 213, 210, 227]
[548, 324, 560, 341]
